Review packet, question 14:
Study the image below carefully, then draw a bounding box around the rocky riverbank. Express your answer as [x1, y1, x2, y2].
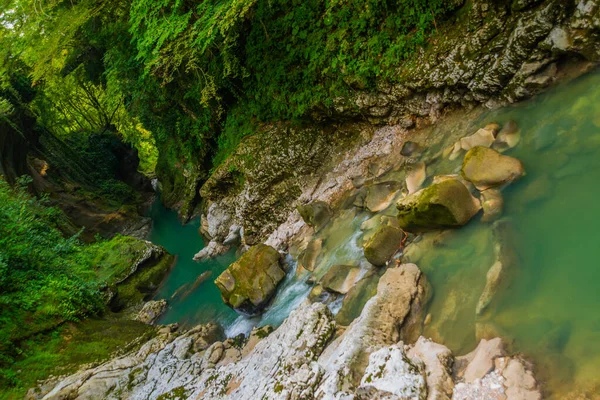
[28, 264, 543, 400]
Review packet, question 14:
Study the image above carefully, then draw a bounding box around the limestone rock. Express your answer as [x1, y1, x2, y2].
[193, 239, 229, 261]
[319, 264, 362, 294]
[356, 345, 426, 399]
[297, 201, 332, 231]
[397, 178, 481, 232]
[462, 147, 525, 191]
[214, 244, 285, 315]
[407, 337, 454, 400]
[363, 225, 405, 266]
[456, 338, 505, 383]
[134, 300, 167, 325]
[316, 264, 425, 397]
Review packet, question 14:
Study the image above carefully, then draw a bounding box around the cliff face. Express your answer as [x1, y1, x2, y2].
[0, 107, 154, 241]
[196, 0, 600, 250]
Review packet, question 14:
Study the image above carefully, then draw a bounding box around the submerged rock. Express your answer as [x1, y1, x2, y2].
[480, 189, 504, 222]
[297, 200, 332, 231]
[493, 120, 521, 152]
[214, 244, 285, 315]
[363, 225, 405, 266]
[364, 181, 403, 212]
[401, 141, 421, 157]
[406, 162, 427, 195]
[447, 124, 499, 160]
[320, 264, 362, 294]
[462, 147, 525, 190]
[396, 178, 481, 232]
[476, 219, 519, 315]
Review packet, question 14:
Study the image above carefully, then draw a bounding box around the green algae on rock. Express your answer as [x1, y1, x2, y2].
[396, 178, 481, 232]
[461, 146, 525, 191]
[363, 225, 405, 266]
[214, 244, 285, 315]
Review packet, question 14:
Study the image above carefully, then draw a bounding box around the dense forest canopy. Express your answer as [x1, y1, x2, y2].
[1, 0, 454, 170]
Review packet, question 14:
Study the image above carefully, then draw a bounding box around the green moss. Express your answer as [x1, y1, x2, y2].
[273, 383, 284, 393]
[0, 317, 154, 399]
[156, 386, 188, 400]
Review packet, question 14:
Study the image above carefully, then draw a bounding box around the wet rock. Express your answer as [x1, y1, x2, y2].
[223, 224, 242, 246]
[296, 238, 323, 278]
[455, 338, 505, 383]
[502, 358, 541, 400]
[476, 219, 519, 315]
[335, 272, 380, 326]
[134, 300, 167, 325]
[193, 240, 229, 261]
[480, 189, 504, 222]
[493, 120, 521, 152]
[356, 345, 426, 399]
[406, 162, 427, 195]
[363, 225, 405, 266]
[316, 264, 425, 397]
[447, 124, 499, 161]
[214, 244, 285, 315]
[462, 146, 525, 190]
[364, 181, 403, 212]
[320, 265, 362, 295]
[407, 337, 454, 400]
[397, 178, 481, 232]
[297, 201, 332, 232]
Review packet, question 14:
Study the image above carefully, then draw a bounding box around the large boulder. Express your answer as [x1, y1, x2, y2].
[461, 146, 525, 190]
[215, 244, 285, 315]
[363, 225, 405, 266]
[396, 178, 481, 232]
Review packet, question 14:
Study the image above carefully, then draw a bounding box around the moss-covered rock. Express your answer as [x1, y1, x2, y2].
[396, 178, 481, 232]
[461, 146, 525, 190]
[214, 244, 285, 315]
[363, 225, 405, 267]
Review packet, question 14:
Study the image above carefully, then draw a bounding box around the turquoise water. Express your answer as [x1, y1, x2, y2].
[415, 71, 600, 397]
[147, 200, 239, 328]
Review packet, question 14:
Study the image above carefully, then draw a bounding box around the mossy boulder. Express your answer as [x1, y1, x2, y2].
[215, 244, 285, 316]
[461, 146, 525, 190]
[319, 265, 362, 294]
[363, 225, 405, 267]
[396, 178, 481, 232]
[297, 201, 332, 231]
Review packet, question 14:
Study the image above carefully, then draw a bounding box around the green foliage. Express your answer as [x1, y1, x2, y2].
[0, 179, 158, 390]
